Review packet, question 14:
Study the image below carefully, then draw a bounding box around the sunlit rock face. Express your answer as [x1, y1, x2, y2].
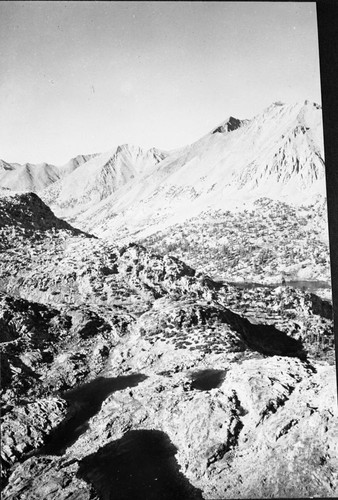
[0, 102, 337, 499]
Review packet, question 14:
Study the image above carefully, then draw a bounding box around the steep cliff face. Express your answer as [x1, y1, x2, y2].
[0, 193, 336, 499]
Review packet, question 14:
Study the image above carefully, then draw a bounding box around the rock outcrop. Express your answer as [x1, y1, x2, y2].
[0, 193, 337, 499]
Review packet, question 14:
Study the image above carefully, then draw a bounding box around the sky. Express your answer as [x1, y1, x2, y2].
[0, 1, 322, 165]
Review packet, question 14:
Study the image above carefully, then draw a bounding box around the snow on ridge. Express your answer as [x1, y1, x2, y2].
[0, 160, 60, 193]
[40, 143, 167, 217]
[68, 99, 325, 239]
[1, 99, 325, 241]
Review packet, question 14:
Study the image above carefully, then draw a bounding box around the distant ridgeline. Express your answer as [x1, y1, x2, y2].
[0, 100, 325, 238]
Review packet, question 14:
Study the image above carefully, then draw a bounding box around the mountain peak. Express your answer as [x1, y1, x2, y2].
[211, 116, 245, 135]
[0, 160, 16, 171]
[115, 143, 138, 154]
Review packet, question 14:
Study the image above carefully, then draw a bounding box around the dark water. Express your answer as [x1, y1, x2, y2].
[39, 374, 147, 456]
[77, 430, 203, 500]
[285, 280, 330, 291]
[190, 369, 227, 391]
[228, 280, 331, 294]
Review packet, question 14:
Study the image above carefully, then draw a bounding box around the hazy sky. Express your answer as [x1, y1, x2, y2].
[1, 1, 321, 165]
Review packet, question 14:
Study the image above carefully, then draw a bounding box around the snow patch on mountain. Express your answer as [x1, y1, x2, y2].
[0, 161, 60, 193]
[58, 153, 100, 177]
[1, 100, 326, 244]
[40, 144, 168, 217]
[67, 101, 325, 240]
[0, 153, 98, 193]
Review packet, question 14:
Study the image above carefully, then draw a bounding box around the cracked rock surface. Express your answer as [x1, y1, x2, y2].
[0, 193, 337, 499]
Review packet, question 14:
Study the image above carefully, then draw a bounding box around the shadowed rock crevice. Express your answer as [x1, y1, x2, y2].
[1, 352, 41, 403]
[0, 318, 20, 343]
[217, 306, 306, 359]
[244, 321, 306, 358]
[77, 430, 204, 500]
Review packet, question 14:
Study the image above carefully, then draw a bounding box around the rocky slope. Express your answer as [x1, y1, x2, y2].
[2, 102, 329, 286]
[37, 101, 328, 287]
[141, 196, 331, 286]
[0, 193, 337, 499]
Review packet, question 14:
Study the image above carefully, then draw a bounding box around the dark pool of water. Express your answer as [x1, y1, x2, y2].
[285, 280, 331, 292]
[77, 429, 203, 500]
[228, 280, 331, 293]
[190, 369, 227, 391]
[39, 374, 147, 456]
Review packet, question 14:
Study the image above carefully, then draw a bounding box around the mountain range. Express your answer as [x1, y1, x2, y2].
[1, 100, 325, 241]
[1, 100, 336, 499]
[0, 153, 101, 194]
[0, 100, 329, 285]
